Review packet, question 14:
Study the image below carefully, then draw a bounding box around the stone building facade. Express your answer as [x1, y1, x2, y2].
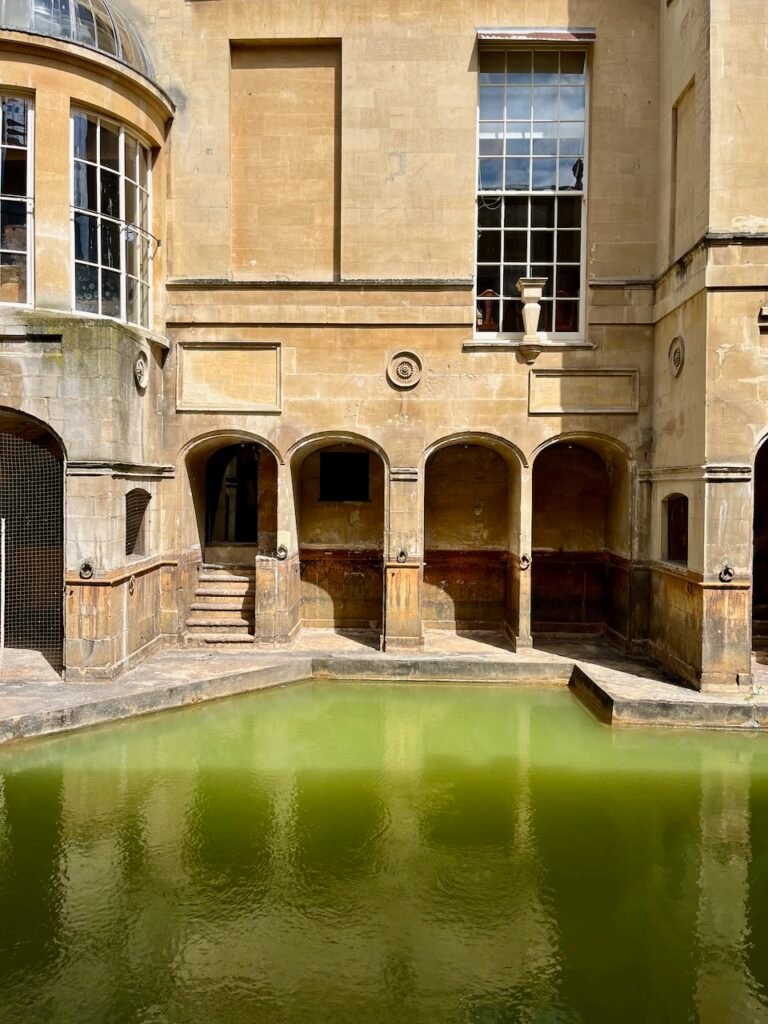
[0, 0, 760, 691]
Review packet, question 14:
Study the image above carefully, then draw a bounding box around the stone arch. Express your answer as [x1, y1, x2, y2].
[291, 432, 388, 643]
[0, 407, 65, 672]
[422, 432, 524, 642]
[530, 432, 633, 643]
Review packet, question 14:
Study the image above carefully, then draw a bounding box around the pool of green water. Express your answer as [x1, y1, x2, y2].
[1, 682, 768, 1023]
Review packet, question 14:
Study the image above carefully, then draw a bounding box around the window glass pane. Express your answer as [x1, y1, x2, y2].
[479, 159, 503, 190]
[555, 300, 579, 332]
[559, 87, 586, 120]
[479, 88, 504, 120]
[100, 124, 119, 171]
[532, 122, 557, 155]
[506, 51, 531, 84]
[479, 52, 505, 84]
[502, 265, 527, 297]
[92, 1, 117, 54]
[505, 88, 531, 120]
[504, 159, 529, 190]
[538, 300, 553, 332]
[139, 147, 149, 189]
[75, 1, 97, 45]
[100, 168, 120, 217]
[101, 268, 121, 317]
[477, 230, 501, 263]
[139, 189, 149, 230]
[556, 231, 581, 262]
[1, 149, 26, 196]
[1, 201, 26, 251]
[0, 252, 25, 303]
[125, 135, 138, 181]
[504, 197, 528, 227]
[479, 122, 503, 156]
[530, 231, 554, 262]
[126, 232, 139, 276]
[559, 122, 584, 157]
[101, 219, 121, 269]
[2, 98, 27, 147]
[560, 51, 586, 82]
[72, 113, 97, 162]
[126, 275, 140, 324]
[476, 297, 499, 332]
[501, 299, 524, 333]
[504, 129, 530, 156]
[140, 281, 149, 326]
[503, 231, 527, 262]
[125, 181, 137, 225]
[73, 161, 97, 210]
[533, 52, 559, 84]
[477, 197, 502, 228]
[531, 197, 555, 227]
[557, 196, 582, 228]
[476, 266, 500, 297]
[559, 157, 583, 190]
[75, 262, 99, 312]
[532, 158, 557, 190]
[74, 212, 98, 263]
[556, 266, 581, 297]
[533, 87, 558, 120]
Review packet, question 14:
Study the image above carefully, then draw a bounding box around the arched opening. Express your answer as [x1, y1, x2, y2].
[423, 442, 519, 640]
[295, 442, 385, 641]
[753, 444, 768, 646]
[531, 439, 631, 643]
[0, 409, 64, 672]
[184, 438, 278, 563]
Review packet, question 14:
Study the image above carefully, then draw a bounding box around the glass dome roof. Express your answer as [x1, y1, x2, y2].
[0, 0, 155, 81]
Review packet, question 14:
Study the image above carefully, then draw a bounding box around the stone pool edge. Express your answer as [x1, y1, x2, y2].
[1, 653, 768, 745]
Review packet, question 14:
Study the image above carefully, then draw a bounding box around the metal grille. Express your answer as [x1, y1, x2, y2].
[125, 488, 150, 556]
[0, 428, 64, 672]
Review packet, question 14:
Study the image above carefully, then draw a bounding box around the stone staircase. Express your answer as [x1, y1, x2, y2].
[185, 565, 255, 645]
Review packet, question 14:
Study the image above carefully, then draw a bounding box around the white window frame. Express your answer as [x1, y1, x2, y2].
[70, 109, 153, 328]
[474, 47, 589, 342]
[0, 95, 34, 308]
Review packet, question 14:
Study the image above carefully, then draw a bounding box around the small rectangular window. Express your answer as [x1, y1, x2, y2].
[126, 488, 151, 557]
[666, 494, 688, 564]
[319, 452, 369, 502]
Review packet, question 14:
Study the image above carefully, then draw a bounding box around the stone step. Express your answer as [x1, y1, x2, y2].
[186, 614, 252, 629]
[200, 567, 254, 583]
[185, 633, 255, 645]
[190, 600, 255, 612]
[195, 583, 254, 597]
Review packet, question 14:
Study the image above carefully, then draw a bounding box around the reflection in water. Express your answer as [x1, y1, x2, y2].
[0, 683, 767, 1022]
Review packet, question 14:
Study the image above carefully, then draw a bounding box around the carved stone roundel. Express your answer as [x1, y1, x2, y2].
[387, 350, 422, 390]
[669, 336, 685, 378]
[134, 350, 149, 390]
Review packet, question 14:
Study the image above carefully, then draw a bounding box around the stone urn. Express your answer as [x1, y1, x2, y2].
[516, 276, 548, 362]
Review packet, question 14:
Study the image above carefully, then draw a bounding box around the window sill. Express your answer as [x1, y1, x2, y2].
[462, 337, 597, 353]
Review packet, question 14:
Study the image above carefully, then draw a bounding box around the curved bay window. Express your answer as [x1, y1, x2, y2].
[0, 97, 32, 305]
[476, 49, 586, 338]
[72, 111, 151, 326]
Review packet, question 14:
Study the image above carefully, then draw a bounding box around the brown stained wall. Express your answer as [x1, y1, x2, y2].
[298, 446, 385, 550]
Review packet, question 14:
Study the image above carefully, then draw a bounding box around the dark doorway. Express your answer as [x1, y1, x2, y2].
[205, 444, 259, 544]
[0, 414, 64, 671]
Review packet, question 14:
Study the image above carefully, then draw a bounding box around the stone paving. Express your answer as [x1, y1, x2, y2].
[0, 631, 768, 744]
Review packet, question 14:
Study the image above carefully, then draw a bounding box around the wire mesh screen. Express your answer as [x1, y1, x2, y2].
[125, 488, 150, 556]
[0, 429, 64, 672]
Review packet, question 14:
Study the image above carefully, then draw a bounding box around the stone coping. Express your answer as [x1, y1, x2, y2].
[1, 641, 768, 745]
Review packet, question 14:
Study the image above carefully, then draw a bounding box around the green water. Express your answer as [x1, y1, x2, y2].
[1, 683, 768, 1024]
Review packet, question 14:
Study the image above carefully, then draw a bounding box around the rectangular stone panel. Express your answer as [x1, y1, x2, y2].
[177, 342, 281, 412]
[529, 368, 639, 414]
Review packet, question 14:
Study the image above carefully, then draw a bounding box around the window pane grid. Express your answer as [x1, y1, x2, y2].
[72, 110, 151, 327]
[477, 50, 585, 336]
[0, 97, 30, 306]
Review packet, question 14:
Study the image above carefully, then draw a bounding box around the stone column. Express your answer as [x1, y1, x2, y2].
[383, 466, 423, 651]
[253, 459, 301, 645]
